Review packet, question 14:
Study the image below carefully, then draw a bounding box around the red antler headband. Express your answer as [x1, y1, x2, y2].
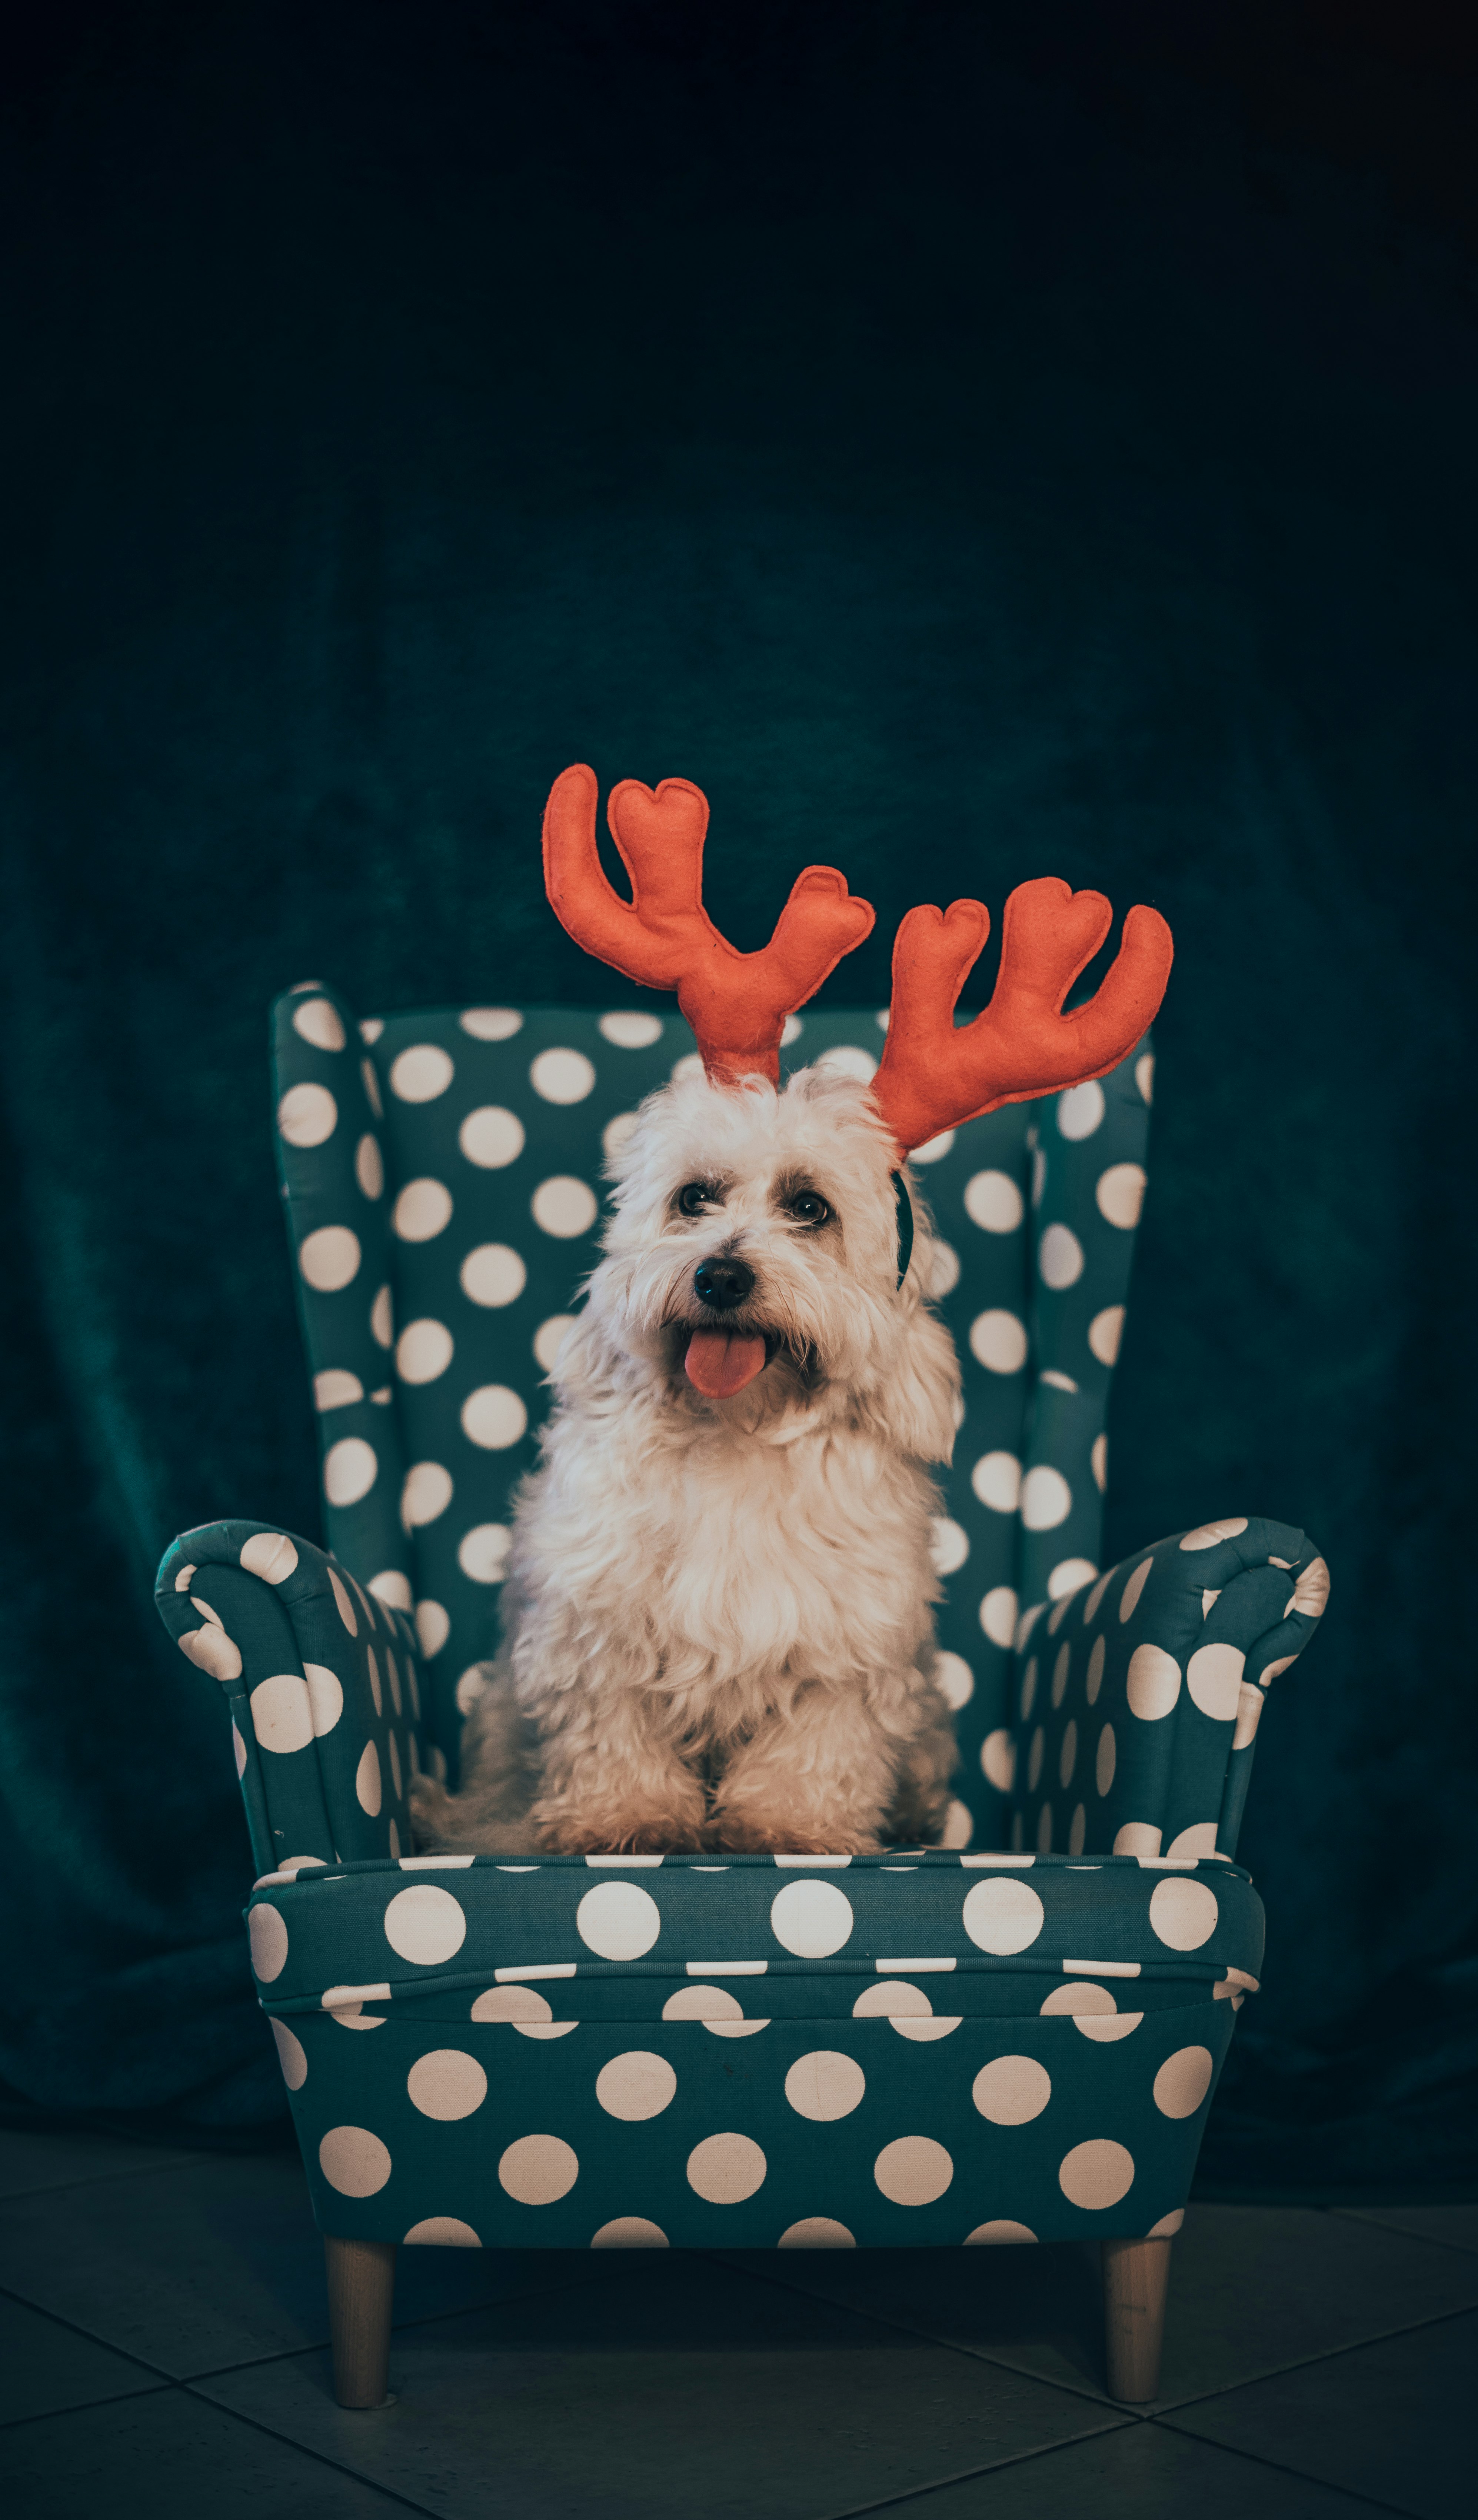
[873, 882, 1174, 1154]
[543, 764, 875, 1084]
[542, 764, 1174, 1160]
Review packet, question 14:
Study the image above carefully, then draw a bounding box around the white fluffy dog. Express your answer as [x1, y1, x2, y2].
[410, 1061, 962, 1856]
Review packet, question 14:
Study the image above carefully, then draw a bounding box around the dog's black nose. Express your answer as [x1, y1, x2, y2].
[693, 1255, 754, 1311]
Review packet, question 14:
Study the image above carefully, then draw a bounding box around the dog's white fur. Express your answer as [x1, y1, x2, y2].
[409, 1064, 962, 1856]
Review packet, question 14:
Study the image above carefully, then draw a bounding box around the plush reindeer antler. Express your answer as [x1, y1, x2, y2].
[872, 879, 1173, 1157]
[543, 763, 876, 1083]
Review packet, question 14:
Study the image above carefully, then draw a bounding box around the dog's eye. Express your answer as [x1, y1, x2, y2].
[676, 1181, 722, 1218]
[786, 1190, 830, 1228]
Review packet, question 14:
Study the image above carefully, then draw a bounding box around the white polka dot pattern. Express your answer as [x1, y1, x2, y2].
[319, 2126, 392, 2196]
[270, 2019, 307, 2089]
[929, 1516, 970, 1575]
[499, 2134, 579, 2204]
[407, 2049, 487, 2120]
[460, 1244, 526, 1306]
[299, 1225, 361, 1292]
[460, 1008, 523, 1041]
[1153, 2046, 1214, 2118]
[599, 1012, 663, 1048]
[962, 1877, 1043, 1953]
[405, 2216, 482, 2247]
[383, 1885, 467, 1965]
[687, 2133, 767, 2203]
[874, 2136, 953, 2205]
[390, 1044, 454, 1103]
[596, 2052, 677, 2120]
[356, 1135, 384, 1199]
[1058, 2138, 1135, 2209]
[1038, 1223, 1083, 1289]
[393, 1178, 453, 1242]
[532, 1176, 598, 1238]
[1148, 1876, 1219, 1950]
[1056, 1080, 1104, 1141]
[577, 1882, 662, 1959]
[460, 1107, 525, 1168]
[530, 1047, 597, 1104]
[324, 1438, 377, 1507]
[248, 1902, 288, 1981]
[973, 2055, 1051, 2123]
[292, 997, 346, 1053]
[278, 1082, 337, 1147]
[771, 1880, 854, 1957]
[785, 2051, 866, 2120]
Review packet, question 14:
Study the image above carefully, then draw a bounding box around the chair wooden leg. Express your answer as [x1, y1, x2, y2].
[324, 2236, 397, 2409]
[1102, 2236, 1171, 2402]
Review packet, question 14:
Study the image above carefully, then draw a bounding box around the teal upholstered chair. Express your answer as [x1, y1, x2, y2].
[154, 988, 1328, 2407]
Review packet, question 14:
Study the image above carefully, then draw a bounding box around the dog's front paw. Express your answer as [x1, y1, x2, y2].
[532, 1810, 706, 1857]
[706, 1817, 882, 1857]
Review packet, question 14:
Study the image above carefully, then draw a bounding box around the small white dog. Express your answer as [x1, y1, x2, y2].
[412, 1062, 961, 1856]
[408, 761, 1172, 1859]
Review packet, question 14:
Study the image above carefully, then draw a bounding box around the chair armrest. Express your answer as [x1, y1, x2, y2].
[154, 1520, 431, 1876]
[1011, 1515, 1328, 1862]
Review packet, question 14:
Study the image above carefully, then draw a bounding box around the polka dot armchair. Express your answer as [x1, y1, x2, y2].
[153, 989, 1329, 2407]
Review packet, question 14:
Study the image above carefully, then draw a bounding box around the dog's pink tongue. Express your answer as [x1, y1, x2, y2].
[685, 1331, 767, 1398]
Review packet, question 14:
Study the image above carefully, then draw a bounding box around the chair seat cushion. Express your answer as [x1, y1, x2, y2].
[250, 1850, 1260, 2250]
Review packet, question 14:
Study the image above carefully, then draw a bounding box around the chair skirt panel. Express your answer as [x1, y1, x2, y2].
[252, 1850, 1261, 2252]
[272, 990, 1155, 1845]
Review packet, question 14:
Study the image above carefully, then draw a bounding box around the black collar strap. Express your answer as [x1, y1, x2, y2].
[892, 1169, 915, 1288]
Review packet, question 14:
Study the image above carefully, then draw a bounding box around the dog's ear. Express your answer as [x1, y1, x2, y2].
[873, 1303, 961, 1465]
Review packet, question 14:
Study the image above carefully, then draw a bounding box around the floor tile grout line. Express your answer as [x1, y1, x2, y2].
[179, 2258, 634, 2385]
[0, 2281, 184, 2387]
[1152, 2413, 1421, 2519]
[805, 2413, 1137, 2520]
[0, 2155, 252, 2212]
[0, 2158, 202, 2206]
[704, 2248, 1241, 2421]
[177, 2380, 446, 2517]
[10, 2246, 1474, 2413]
[0, 2378, 176, 2435]
[889, 2330, 1132, 2414]
[1138, 2299, 1478, 2418]
[703, 2246, 1478, 2426]
[816, 2408, 1417, 2520]
[0, 2244, 633, 2394]
[696, 2252, 1124, 2414]
[1328, 2207, 1478, 2260]
[10, 2222, 1469, 2507]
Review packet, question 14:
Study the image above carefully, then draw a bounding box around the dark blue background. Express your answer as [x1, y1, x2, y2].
[1, 3, 1473, 2186]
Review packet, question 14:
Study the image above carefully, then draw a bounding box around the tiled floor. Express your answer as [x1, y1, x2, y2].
[0, 2130, 1472, 2518]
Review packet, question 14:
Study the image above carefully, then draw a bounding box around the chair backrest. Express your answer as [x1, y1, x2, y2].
[272, 988, 1152, 1846]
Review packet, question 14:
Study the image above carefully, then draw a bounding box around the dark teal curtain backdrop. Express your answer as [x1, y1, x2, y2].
[1, 4, 1474, 2186]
